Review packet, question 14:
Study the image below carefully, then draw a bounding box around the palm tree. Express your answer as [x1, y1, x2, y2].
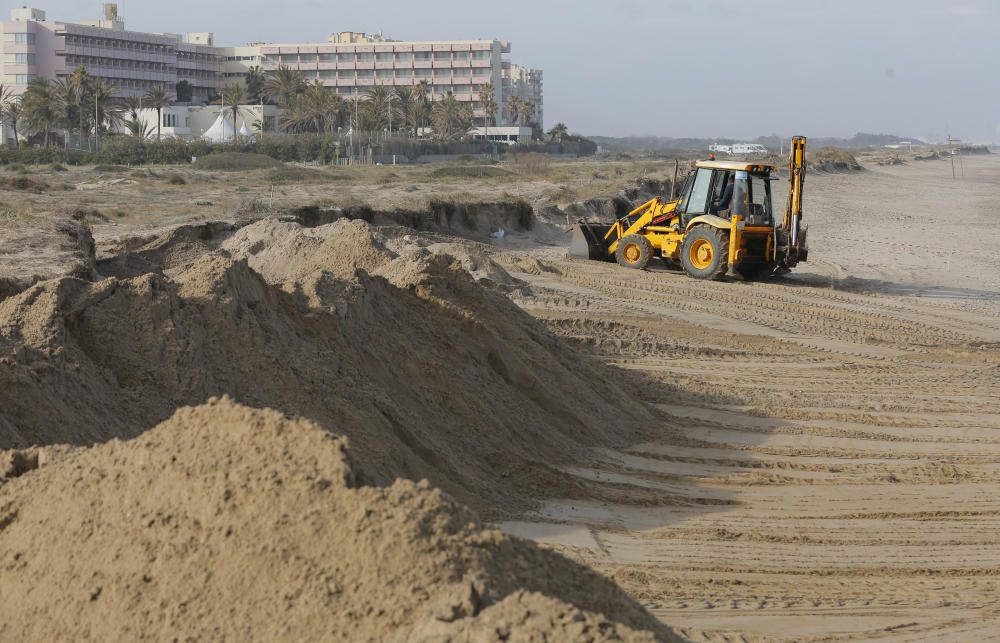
[52, 78, 80, 148]
[547, 122, 569, 142]
[245, 66, 266, 103]
[91, 78, 123, 138]
[505, 95, 522, 126]
[413, 80, 431, 135]
[69, 65, 91, 148]
[144, 84, 172, 141]
[278, 93, 312, 134]
[220, 81, 249, 135]
[2, 97, 23, 148]
[306, 82, 342, 133]
[124, 117, 154, 140]
[265, 66, 306, 107]
[0, 83, 11, 142]
[22, 77, 57, 146]
[0, 87, 20, 148]
[121, 95, 142, 120]
[394, 86, 419, 138]
[361, 86, 395, 133]
[430, 91, 473, 141]
[321, 88, 344, 133]
[477, 82, 497, 128]
[518, 99, 536, 128]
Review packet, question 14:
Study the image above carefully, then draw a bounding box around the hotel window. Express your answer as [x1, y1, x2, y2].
[338, 70, 354, 78]
[454, 85, 471, 93]
[396, 68, 412, 77]
[338, 52, 355, 62]
[356, 69, 374, 78]
[413, 52, 431, 61]
[7, 53, 36, 64]
[280, 54, 298, 63]
[319, 53, 336, 61]
[415, 68, 432, 77]
[432, 68, 450, 77]
[356, 52, 373, 61]
[320, 69, 336, 78]
[376, 69, 392, 78]
[375, 52, 392, 61]
[299, 54, 316, 62]
[453, 51, 469, 60]
[473, 50, 490, 60]
[433, 85, 450, 95]
[453, 68, 472, 77]
[15, 74, 34, 84]
[395, 52, 412, 62]
[473, 67, 491, 76]
[13, 33, 36, 45]
[433, 52, 451, 61]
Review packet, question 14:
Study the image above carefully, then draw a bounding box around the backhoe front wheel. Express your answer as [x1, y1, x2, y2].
[680, 226, 728, 280]
[615, 235, 652, 270]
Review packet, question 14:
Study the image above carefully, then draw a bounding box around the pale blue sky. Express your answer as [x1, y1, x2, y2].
[17, 0, 998, 141]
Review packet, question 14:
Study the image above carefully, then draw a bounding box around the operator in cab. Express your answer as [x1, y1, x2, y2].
[710, 174, 735, 214]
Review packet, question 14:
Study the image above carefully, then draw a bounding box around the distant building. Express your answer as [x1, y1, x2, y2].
[223, 37, 519, 127]
[0, 4, 543, 137]
[501, 62, 543, 129]
[0, 4, 223, 102]
[469, 126, 532, 143]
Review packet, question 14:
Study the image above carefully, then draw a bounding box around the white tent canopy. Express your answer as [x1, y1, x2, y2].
[201, 111, 237, 143]
[238, 121, 254, 141]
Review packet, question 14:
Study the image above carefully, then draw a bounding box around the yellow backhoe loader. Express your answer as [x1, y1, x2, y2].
[570, 136, 808, 280]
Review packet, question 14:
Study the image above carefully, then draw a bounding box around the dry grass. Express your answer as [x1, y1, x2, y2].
[429, 165, 515, 179]
[193, 153, 282, 171]
[506, 152, 552, 176]
[0, 176, 72, 193]
[267, 166, 334, 184]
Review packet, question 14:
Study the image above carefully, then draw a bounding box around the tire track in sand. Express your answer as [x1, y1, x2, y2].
[503, 251, 1000, 642]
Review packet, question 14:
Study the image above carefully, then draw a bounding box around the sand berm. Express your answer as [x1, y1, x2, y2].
[0, 218, 681, 640]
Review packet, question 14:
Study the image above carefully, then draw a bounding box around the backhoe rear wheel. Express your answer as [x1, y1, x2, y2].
[680, 226, 728, 280]
[615, 235, 652, 270]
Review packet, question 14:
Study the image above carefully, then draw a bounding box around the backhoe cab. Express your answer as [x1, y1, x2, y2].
[570, 136, 809, 280]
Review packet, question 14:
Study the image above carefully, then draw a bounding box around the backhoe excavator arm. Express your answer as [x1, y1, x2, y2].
[783, 136, 807, 264]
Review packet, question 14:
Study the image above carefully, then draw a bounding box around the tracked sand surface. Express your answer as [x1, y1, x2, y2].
[0, 398, 676, 641]
[500, 156, 1000, 641]
[2, 153, 998, 641]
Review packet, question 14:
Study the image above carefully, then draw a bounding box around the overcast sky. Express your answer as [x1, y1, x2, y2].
[24, 0, 998, 141]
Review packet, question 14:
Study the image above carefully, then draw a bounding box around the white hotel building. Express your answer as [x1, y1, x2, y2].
[225, 32, 543, 129]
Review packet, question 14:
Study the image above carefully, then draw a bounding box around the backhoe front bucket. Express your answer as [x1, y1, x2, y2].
[570, 221, 613, 260]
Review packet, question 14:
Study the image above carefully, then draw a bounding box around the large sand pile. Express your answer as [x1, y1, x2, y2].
[0, 398, 677, 641]
[0, 217, 653, 514]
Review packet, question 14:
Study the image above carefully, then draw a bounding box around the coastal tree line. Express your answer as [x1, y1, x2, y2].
[0, 64, 570, 147]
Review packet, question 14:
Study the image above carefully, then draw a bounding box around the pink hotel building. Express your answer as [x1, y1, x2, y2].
[0, 5, 222, 102]
[1, 4, 543, 128]
[253, 39, 510, 125]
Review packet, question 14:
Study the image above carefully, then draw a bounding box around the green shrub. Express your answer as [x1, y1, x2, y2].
[93, 164, 128, 173]
[165, 173, 187, 185]
[193, 152, 282, 171]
